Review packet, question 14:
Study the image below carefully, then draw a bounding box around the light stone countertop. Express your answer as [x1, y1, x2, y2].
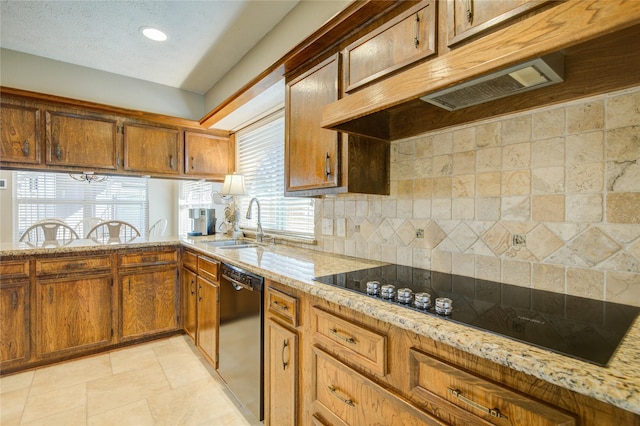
[3, 235, 639, 415]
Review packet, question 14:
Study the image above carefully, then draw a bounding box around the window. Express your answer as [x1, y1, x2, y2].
[235, 110, 314, 238]
[177, 179, 219, 236]
[14, 171, 148, 241]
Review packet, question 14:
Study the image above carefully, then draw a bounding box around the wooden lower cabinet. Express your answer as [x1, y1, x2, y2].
[120, 268, 178, 340]
[36, 275, 112, 357]
[0, 282, 29, 367]
[265, 318, 298, 426]
[196, 276, 219, 367]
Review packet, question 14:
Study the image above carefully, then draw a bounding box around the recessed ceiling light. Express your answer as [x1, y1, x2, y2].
[141, 27, 167, 42]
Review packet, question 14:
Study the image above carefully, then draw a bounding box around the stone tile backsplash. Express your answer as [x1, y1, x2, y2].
[314, 86, 640, 306]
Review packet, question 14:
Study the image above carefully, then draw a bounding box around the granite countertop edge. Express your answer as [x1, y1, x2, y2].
[2, 236, 639, 415]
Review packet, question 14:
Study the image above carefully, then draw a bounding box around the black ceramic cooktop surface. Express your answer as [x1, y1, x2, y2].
[314, 264, 640, 366]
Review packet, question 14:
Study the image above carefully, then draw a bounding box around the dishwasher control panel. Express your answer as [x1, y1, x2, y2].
[221, 263, 264, 291]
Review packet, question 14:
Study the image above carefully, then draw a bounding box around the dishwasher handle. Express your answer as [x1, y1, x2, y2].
[222, 272, 254, 291]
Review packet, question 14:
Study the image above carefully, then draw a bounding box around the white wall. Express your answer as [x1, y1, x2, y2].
[0, 48, 205, 120]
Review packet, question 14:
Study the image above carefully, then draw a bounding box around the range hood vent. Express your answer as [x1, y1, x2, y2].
[421, 53, 564, 111]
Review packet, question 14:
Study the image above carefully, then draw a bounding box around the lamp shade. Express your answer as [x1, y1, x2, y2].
[220, 174, 246, 196]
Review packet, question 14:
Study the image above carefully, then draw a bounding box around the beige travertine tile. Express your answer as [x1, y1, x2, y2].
[606, 126, 640, 161]
[527, 225, 563, 261]
[415, 135, 433, 158]
[449, 223, 478, 251]
[566, 268, 604, 299]
[88, 400, 153, 426]
[432, 132, 453, 155]
[431, 250, 452, 273]
[476, 197, 501, 221]
[397, 139, 415, 160]
[29, 353, 111, 396]
[606, 160, 640, 192]
[432, 154, 453, 176]
[110, 345, 162, 375]
[452, 252, 475, 276]
[532, 166, 565, 194]
[432, 177, 452, 198]
[396, 180, 414, 198]
[607, 193, 640, 223]
[567, 100, 604, 133]
[453, 174, 475, 197]
[532, 108, 565, 139]
[502, 259, 531, 287]
[599, 251, 640, 274]
[566, 131, 604, 163]
[502, 142, 531, 169]
[501, 115, 531, 145]
[566, 194, 603, 222]
[476, 255, 501, 281]
[566, 163, 604, 193]
[532, 195, 565, 222]
[502, 170, 531, 196]
[568, 227, 620, 265]
[476, 172, 501, 196]
[476, 121, 501, 147]
[532, 263, 565, 292]
[413, 177, 432, 198]
[22, 406, 86, 426]
[453, 151, 475, 175]
[413, 157, 432, 178]
[532, 137, 565, 167]
[606, 271, 640, 307]
[0, 387, 29, 425]
[476, 147, 502, 171]
[453, 127, 475, 152]
[163, 358, 213, 390]
[431, 199, 452, 219]
[413, 198, 431, 219]
[21, 383, 86, 424]
[397, 159, 415, 180]
[606, 89, 640, 129]
[501, 196, 530, 221]
[0, 370, 33, 394]
[482, 224, 511, 255]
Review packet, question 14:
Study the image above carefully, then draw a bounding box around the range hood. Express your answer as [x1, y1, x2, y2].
[420, 53, 565, 111]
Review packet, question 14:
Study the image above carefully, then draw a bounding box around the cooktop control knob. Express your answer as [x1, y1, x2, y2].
[396, 288, 413, 304]
[366, 280, 381, 296]
[435, 297, 453, 316]
[381, 284, 395, 300]
[414, 292, 432, 310]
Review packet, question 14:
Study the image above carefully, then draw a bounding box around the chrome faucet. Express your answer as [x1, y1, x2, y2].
[246, 197, 264, 243]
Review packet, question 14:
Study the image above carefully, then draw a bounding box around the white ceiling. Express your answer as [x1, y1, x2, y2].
[0, 0, 299, 94]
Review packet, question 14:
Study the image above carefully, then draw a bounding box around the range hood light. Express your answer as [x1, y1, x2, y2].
[421, 53, 564, 111]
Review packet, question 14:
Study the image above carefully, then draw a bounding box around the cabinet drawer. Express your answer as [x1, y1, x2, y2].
[266, 286, 298, 327]
[408, 348, 576, 426]
[0, 259, 30, 278]
[312, 307, 387, 376]
[198, 256, 219, 283]
[312, 347, 445, 426]
[182, 249, 198, 272]
[36, 255, 111, 276]
[119, 249, 177, 268]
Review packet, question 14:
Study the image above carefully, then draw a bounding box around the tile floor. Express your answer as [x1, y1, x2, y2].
[0, 335, 261, 425]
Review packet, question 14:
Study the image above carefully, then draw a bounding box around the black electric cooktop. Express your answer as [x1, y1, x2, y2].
[314, 264, 640, 366]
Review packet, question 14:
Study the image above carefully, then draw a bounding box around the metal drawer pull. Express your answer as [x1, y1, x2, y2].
[414, 13, 420, 48]
[465, 0, 473, 24]
[281, 339, 289, 370]
[325, 152, 331, 177]
[272, 300, 288, 311]
[55, 144, 62, 160]
[448, 388, 507, 419]
[190, 279, 195, 295]
[329, 328, 356, 344]
[23, 139, 30, 157]
[328, 385, 355, 407]
[198, 284, 203, 301]
[169, 154, 174, 169]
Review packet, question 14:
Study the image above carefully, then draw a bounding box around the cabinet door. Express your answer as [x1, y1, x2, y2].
[266, 319, 298, 426]
[0, 103, 41, 164]
[344, 1, 436, 92]
[184, 131, 232, 179]
[182, 267, 197, 341]
[121, 268, 178, 340]
[123, 123, 180, 175]
[45, 110, 118, 169]
[0, 283, 29, 366]
[36, 276, 112, 357]
[196, 276, 219, 367]
[286, 54, 340, 192]
[447, 0, 552, 46]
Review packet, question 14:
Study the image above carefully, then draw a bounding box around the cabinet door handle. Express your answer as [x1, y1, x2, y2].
[465, 0, 473, 24]
[23, 139, 30, 157]
[448, 388, 507, 419]
[48, 286, 53, 304]
[281, 339, 289, 370]
[414, 12, 420, 48]
[55, 143, 62, 160]
[190, 156, 195, 170]
[12, 290, 18, 310]
[329, 328, 356, 344]
[328, 385, 355, 407]
[198, 284, 203, 301]
[169, 154, 174, 170]
[272, 300, 288, 311]
[324, 152, 331, 177]
[128, 277, 131, 293]
[190, 279, 195, 295]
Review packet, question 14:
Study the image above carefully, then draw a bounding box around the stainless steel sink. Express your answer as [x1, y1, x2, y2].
[217, 244, 257, 249]
[203, 239, 256, 249]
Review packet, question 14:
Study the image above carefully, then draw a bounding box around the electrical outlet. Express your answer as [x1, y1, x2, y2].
[512, 234, 526, 247]
[416, 229, 424, 238]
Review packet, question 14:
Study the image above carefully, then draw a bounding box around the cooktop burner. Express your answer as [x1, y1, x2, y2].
[314, 264, 640, 366]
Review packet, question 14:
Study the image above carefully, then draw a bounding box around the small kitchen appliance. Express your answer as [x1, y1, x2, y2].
[188, 208, 216, 236]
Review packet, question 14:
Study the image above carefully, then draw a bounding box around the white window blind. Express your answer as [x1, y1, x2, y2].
[14, 171, 148, 241]
[235, 111, 314, 238]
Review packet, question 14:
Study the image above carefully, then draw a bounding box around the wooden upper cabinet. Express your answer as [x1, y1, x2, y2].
[45, 110, 119, 169]
[0, 103, 41, 165]
[446, 0, 553, 47]
[123, 123, 180, 175]
[344, 0, 436, 93]
[286, 54, 340, 193]
[184, 131, 232, 179]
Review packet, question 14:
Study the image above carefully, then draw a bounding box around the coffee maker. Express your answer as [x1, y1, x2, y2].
[188, 208, 216, 236]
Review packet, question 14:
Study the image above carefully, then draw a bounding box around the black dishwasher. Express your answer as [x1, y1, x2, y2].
[218, 262, 264, 421]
